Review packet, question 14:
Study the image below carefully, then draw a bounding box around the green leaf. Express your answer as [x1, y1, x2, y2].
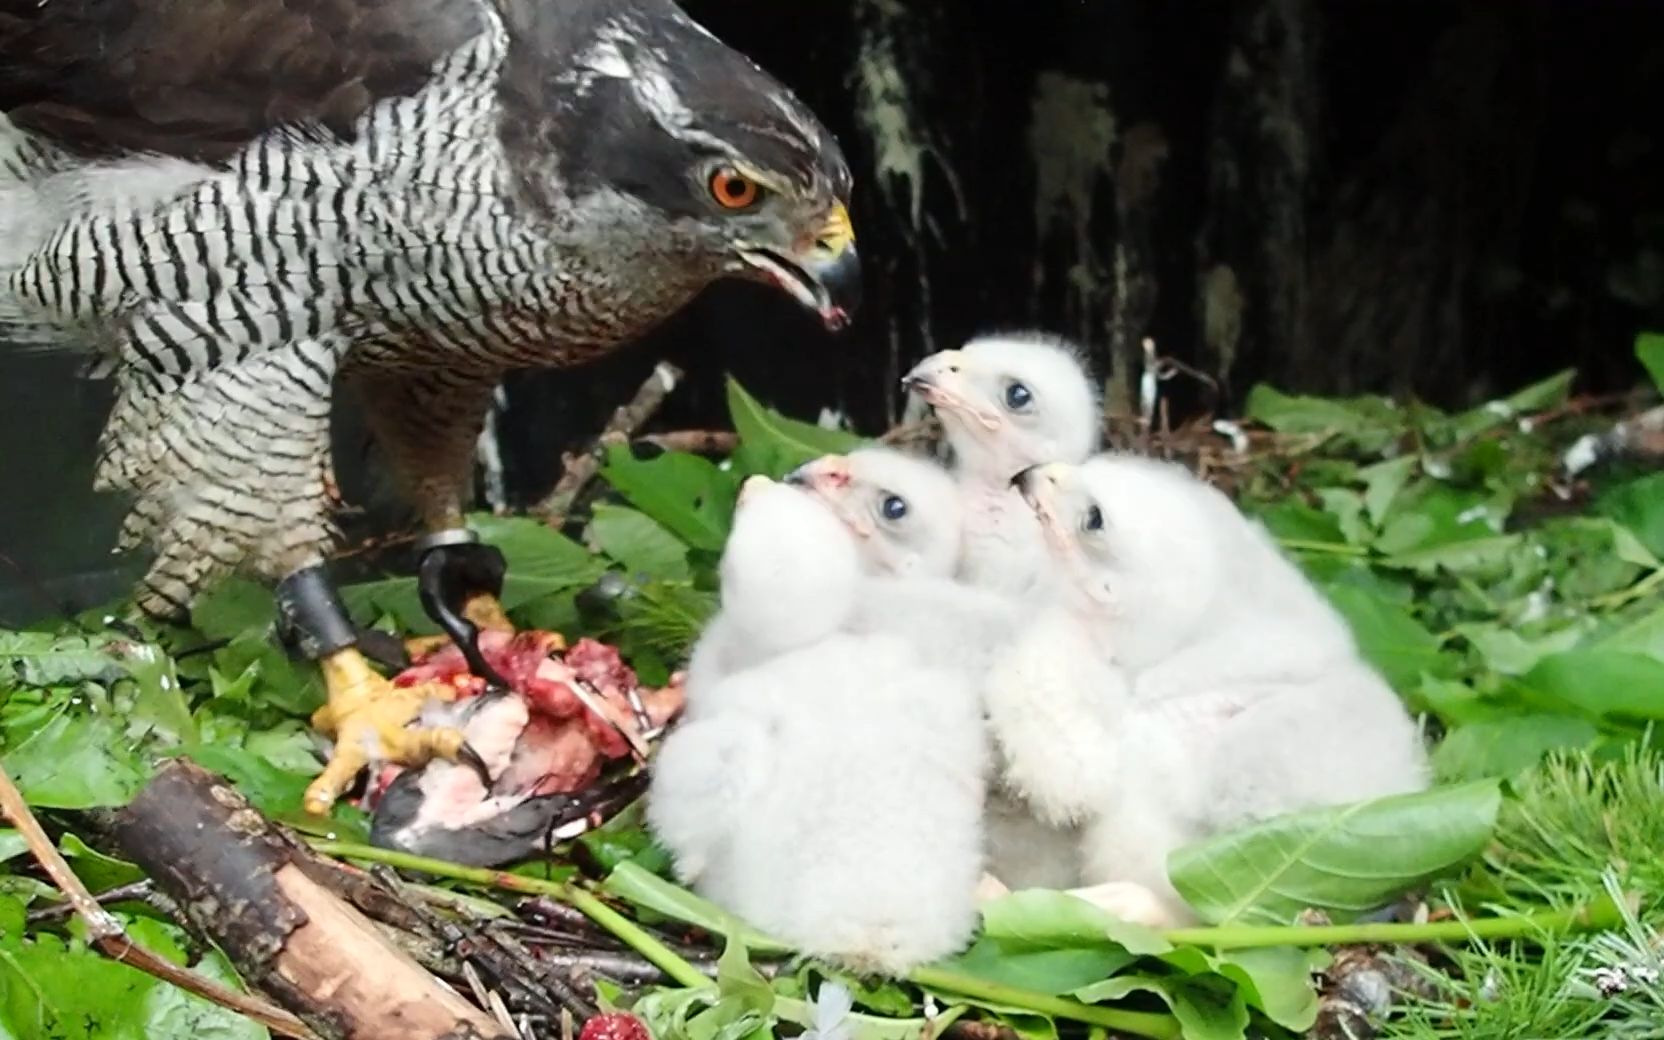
[1446, 369, 1576, 441]
[602, 862, 789, 952]
[2, 705, 149, 809]
[57, 834, 144, 891]
[0, 831, 27, 866]
[600, 444, 740, 553]
[1517, 650, 1664, 722]
[188, 578, 277, 641]
[1071, 975, 1247, 1040]
[1431, 714, 1601, 781]
[1596, 473, 1664, 561]
[1210, 947, 1325, 1032]
[1168, 781, 1503, 925]
[1597, 602, 1664, 662]
[725, 377, 866, 477]
[1458, 623, 1592, 677]
[591, 504, 692, 582]
[1358, 457, 1417, 526]
[1243, 386, 1398, 437]
[0, 928, 265, 1040]
[1637, 331, 1664, 394]
[1321, 584, 1447, 690]
[0, 632, 126, 689]
[935, 891, 1151, 994]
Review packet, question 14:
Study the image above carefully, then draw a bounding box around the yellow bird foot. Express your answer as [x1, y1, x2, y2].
[302, 646, 484, 815]
[402, 592, 517, 660]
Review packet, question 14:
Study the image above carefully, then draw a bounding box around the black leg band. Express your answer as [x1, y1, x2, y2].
[275, 565, 359, 661]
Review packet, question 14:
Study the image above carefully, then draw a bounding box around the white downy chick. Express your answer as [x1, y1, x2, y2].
[789, 445, 1082, 891]
[647, 477, 988, 974]
[902, 331, 1102, 596]
[985, 456, 1431, 926]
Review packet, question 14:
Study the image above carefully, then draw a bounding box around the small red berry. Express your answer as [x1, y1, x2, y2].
[579, 1011, 650, 1040]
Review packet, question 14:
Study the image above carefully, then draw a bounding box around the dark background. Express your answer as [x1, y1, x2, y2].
[3, 0, 1662, 621]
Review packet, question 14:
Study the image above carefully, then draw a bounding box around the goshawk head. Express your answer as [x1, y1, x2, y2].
[496, 0, 861, 329]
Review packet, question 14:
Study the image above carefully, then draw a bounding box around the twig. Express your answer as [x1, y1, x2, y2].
[637, 430, 740, 455]
[308, 841, 1181, 1038]
[536, 361, 685, 525]
[0, 768, 318, 1040]
[309, 839, 712, 989]
[26, 879, 158, 923]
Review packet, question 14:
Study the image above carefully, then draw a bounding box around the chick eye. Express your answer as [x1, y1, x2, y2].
[1004, 381, 1033, 411]
[1082, 505, 1104, 532]
[880, 494, 909, 521]
[708, 166, 763, 210]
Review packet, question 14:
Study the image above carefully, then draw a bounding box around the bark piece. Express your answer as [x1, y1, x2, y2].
[112, 758, 512, 1040]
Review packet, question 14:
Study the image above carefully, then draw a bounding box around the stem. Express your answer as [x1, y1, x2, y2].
[908, 966, 1180, 1040]
[1160, 900, 1621, 950]
[1591, 567, 1664, 611]
[1276, 538, 1370, 557]
[309, 840, 711, 989]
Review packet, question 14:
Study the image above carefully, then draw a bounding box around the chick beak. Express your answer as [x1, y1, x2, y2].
[737, 474, 774, 507]
[785, 455, 852, 493]
[1013, 463, 1074, 547]
[740, 202, 861, 332]
[903, 351, 1000, 432]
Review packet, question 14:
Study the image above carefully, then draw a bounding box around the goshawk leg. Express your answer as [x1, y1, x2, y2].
[355, 368, 515, 679]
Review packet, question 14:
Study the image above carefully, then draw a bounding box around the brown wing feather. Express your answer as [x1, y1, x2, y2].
[0, 0, 485, 163]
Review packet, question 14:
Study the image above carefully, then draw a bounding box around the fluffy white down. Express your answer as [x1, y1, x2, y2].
[648, 479, 988, 973]
[792, 440, 1085, 892]
[984, 454, 1431, 924]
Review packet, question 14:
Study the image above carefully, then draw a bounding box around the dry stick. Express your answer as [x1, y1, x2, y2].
[536, 361, 685, 525]
[637, 430, 740, 455]
[0, 768, 319, 1040]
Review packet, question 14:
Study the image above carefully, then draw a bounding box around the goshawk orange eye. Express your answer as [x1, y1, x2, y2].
[708, 167, 762, 210]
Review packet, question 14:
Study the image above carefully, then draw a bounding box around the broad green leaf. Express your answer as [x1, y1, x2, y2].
[1598, 602, 1664, 662]
[188, 578, 277, 641]
[591, 504, 692, 581]
[1638, 331, 1664, 393]
[1431, 714, 1601, 781]
[977, 890, 1172, 956]
[57, 834, 144, 891]
[1458, 623, 1592, 677]
[1209, 947, 1325, 1032]
[1517, 650, 1664, 722]
[2, 706, 149, 809]
[934, 891, 1152, 994]
[0, 831, 26, 865]
[1596, 473, 1664, 561]
[726, 377, 866, 477]
[1250, 502, 1347, 546]
[0, 632, 126, 689]
[1322, 584, 1447, 690]
[1243, 385, 1400, 438]
[1446, 369, 1575, 441]
[600, 444, 740, 553]
[471, 514, 608, 588]
[0, 928, 265, 1040]
[178, 745, 319, 822]
[1358, 456, 1417, 526]
[1168, 781, 1502, 925]
[602, 862, 789, 952]
[1071, 975, 1247, 1040]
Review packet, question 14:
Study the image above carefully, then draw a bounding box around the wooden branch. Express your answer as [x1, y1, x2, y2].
[0, 765, 319, 1040]
[536, 361, 685, 526]
[111, 759, 512, 1040]
[636, 430, 739, 455]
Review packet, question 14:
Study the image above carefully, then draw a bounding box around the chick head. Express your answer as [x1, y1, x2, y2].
[785, 447, 962, 577]
[903, 331, 1100, 482]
